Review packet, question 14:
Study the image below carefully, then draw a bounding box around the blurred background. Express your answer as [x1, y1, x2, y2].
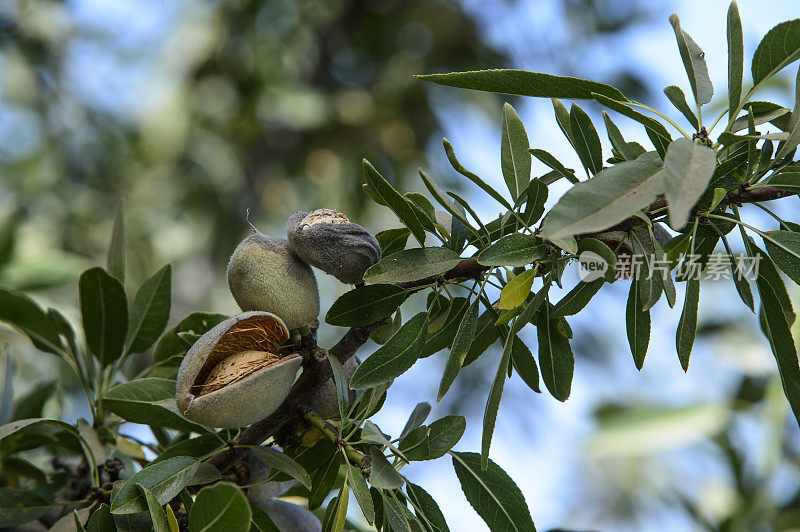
[1, 0, 800, 530]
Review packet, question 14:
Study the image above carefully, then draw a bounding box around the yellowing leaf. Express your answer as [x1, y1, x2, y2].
[496, 270, 537, 310]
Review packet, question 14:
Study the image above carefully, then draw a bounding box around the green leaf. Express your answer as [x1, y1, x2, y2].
[420, 297, 469, 358]
[427, 415, 466, 459]
[664, 85, 699, 130]
[152, 434, 224, 465]
[400, 402, 432, 438]
[450, 452, 536, 532]
[764, 230, 800, 285]
[363, 159, 426, 245]
[107, 200, 126, 283]
[578, 237, 617, 282]
[326, 284, 407, 327]
[676, 279, 700, 372]
[309, 454, 342, 510]
[0, 488, 50, 527]
[189, 482, 251, 532]
[552, 98, 574, 145]
[592, 93, 672, 157]
[327, 354, 350, 422]
[381, 492, 412, 532]
[523, 178, 549, 225]
[135, 483, 171, 532]
[537, 308, 574, 401]
[539, 158, 664, 239]
[249, 446, 312, 490]
[463, 310, 501, 366]
[126, 265, 171, 355]
[727, 1, 743, 120]
[376, 228, 411, 256]
[399, 425, 431, 460]
[350, 313, 428, 389]
[250, 506, 280, 532]
[364, 248, 461, 284]
[79, 267, 128, 366]
[602, 112, 636, 161]
[500, 103, 531, 200]
[751, 19, 800, 85]
[0, 287, 64, 355]
[443, 138, 513, 210]
[333, 476, 349, 532]
[669, 14, 713, 106]
[483, 333, 511, 469]
[569, 103, 603, 174]
[369, 447, 404, 489]
[478, 234, 546, 268]
[497, 270, 538, 310]
[731, 101, 791, 132]
[529, 149, 578, 184]
[86, 504, 114, 532]
[776, 110, 800, 161]
[406, 483, 449, 532]
[347, 463, 374, 524]
[12, 381, 55, 421]
[438, 299, 479, 401]
[626, 280, 651, 370]
[405, 192, 437, 229]
[512, 337, 540, 393]
[754, 253, 800, 428]
[419, 69, 626, 101]
[104, 378, 208, 433]
[663, 138, 717, 230]
[552, 279, 604, 317]
[111, 456, 198, 514]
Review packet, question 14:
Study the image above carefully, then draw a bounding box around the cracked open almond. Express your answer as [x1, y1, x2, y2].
[176, 311, 302, 428]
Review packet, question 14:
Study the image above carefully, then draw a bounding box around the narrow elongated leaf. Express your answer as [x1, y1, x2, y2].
[347, 464, 374, 524]
[363, 160, 426, 245]
[764, 230, 800, 285]
[309, 454, 342, 509]
[626, 280, 650, 370]
[663, 138, 717, 230]
[405, 192, 437, 229]
[751, 19, 800, 85]
[552, 98, 574, 145]
[376, 228, 411, 256]
[501, 103, 531, 200]
[107, 200, 125, 282]
[451, 452, 536, 532]
[350, 313, 428, 389]
[776, 113, 800, 161]
[676, 279, 700, 371]
[104, 378, 207, 433]
[603, 112, 635, 161]
[249, 446, 312, 490]
[443, 138, 513, 210]
[438, 299, 478, 401]
[126, 264, 171, 354]
[86, 504, 113, 532]
[731, 101, 791, 132]
[381, 492, 412, 532]
[417, 69, 626, 101]
[512, 337, 540, 393]
[569, 103, 603, 174]
[529, 150, 577, 186]
[552, 279, 604, 317]
[420, 297, 469, 357]
[727, 2, 743, 120]
[592, 93, 672, 157]
[523, 178, 549, 225]
[326, 284, 407, 327]
[537, 308, 574, 401]
[755, 264, 800, 428]
[497, 270, 538, 310]
[426, 415, 466, 459]
[406, 482, 449, 532]
[478, 234, 546, 268]
[79, 267, 128, 366]
[333, 476, 349, 532]
[742, 235, 795, 324]
[189, 483, 251, 532]
[418, 170, 482, 242]
[136, 484, 170, 532]
[664, 85, 699, 129]
[369, 447, 404, 489]
[364, 248, 461, 284]
[669, 14, 713, 105]
[111, 456, 198, 514]
[0, 287, 63, 355]
[482, 331, 513, 468]
[539, 159, 664, 239]
[400, 402, 432, 438]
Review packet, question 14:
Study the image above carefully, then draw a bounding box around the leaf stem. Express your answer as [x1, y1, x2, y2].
[626, 100, 691, 137]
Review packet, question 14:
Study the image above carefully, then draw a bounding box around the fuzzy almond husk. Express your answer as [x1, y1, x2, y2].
[287, 209, 381, 284]
[228, 232, 319, 330]
[176, 312, 302, 428]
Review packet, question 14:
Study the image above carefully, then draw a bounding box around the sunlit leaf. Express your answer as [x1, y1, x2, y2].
[79, 267, 128, 366]
[751, 19, 800, 85]
[189, 482, 251, 532]
[364, 248, 461, 284]
[663, 138, 717, 230]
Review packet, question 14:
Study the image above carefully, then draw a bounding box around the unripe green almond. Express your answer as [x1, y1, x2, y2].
[176, 311, 302, 428]
[287, 209, 381, 284]
[227, 231, 319, 330]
